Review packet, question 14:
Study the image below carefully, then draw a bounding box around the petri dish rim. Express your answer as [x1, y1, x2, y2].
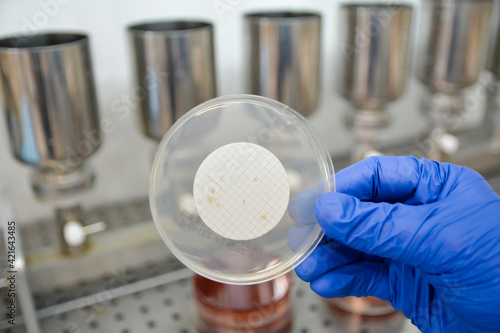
[149, 94, 335, 285]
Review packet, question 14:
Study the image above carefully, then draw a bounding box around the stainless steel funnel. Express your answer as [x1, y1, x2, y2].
[0, 33, 101, 199]
[337, 4, 413, 162]
[128, 21, 217, 141]
[338, 4, 412, 111]
[0, 32, 104, 254]
[418, 0, 493, 94]
[417, 0, 494, 160]
[245, 12, 321, 117]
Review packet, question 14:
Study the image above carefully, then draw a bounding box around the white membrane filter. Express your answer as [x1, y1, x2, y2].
[193, 142, 290, 241]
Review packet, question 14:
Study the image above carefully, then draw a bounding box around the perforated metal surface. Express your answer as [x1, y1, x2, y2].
[3, 174, 500, 333]
[2, 273, 420, 333]
[36, 275, 195, 333]
[20, 199, 153, 254]
[0, 196, 421, 333]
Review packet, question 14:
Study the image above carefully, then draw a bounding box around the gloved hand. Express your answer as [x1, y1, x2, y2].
[292, 156, 500, 333]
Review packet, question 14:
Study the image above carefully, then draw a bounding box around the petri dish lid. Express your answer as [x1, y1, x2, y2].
[149, 94, 335, 285]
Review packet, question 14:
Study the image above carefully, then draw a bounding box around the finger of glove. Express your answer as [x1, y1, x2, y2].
[310, 261, 390, 300]
[287, 222, 318, 252]
[315, 192, 432, 267]
[296, 241, 365, 282]
[336, 156, 461, 204]
[288, 181, 323, 225]
[287, 224, 335, 252]
[287, 182, 329, 252]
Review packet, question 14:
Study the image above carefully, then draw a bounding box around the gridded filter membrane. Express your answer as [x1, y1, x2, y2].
[193, 142, 290, 241]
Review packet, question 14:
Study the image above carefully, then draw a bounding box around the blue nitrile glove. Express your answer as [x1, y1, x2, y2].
[291, 156, 500, 333]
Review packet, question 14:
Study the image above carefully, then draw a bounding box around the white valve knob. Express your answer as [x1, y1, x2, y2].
[63, 220, 106, 247]
[63, 220, 86, 247]
[438, 133, 460, 155]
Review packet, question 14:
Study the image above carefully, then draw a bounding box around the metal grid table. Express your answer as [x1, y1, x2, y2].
[2, 171, 500, 333]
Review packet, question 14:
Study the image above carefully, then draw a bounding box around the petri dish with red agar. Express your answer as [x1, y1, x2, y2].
[149, 94, 334, 285]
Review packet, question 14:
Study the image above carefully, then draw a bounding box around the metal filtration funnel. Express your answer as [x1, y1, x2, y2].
[0, 33, 105, 254]
[0, 33, 101, 199]
[417, 0, 494, 160]
[128, 21, 217, 141]
[245, 12, 322, 118]
[337, 4, 413, 162]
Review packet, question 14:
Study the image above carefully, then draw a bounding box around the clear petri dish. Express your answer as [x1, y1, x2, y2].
[149, 94, 334, 285]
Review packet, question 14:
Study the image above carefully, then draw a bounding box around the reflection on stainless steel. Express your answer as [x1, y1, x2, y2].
[0, 33, 101, 197]
[490, 14, 500, 146]
[246, 12, 321, 117]
[128, 21, 217, 141]
[489, 8, 500, 80]
[339, 4, 413, 110]
[486, 82, 500, 148]
[418, 0, 494, 93]
[325, 296, 406, 333]
[337, 4, 413, 162]
[417, 0, 494, 161]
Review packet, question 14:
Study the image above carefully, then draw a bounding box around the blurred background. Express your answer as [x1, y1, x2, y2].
[0, 0, 431, 224]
